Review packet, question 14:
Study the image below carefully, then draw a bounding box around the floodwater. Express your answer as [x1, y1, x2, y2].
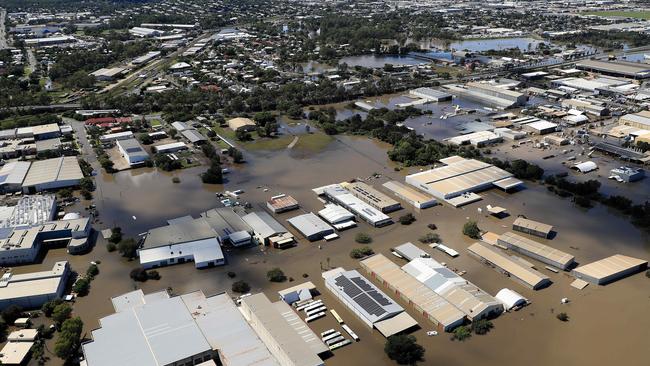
[339, 55, 428, 68]
[8, 121, 650, 366]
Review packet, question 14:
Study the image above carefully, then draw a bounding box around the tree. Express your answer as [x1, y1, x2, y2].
[130, 267, 149, 282]
[1, 304, 23, 324]
[54, 317, 83, 360]
[267, 268, 286, 282]
[201, 161, 223, 184]
[118, 238, 139, 259]
[557, 312, 569, 322]
[451, 326, 472, 341]
[79, 177, 94, 191]
[86, 264, 99, 278]
[399, 213, 416, 225]
[51, 303, 72, 326]
[384, 334, 425, 365]
[350, 246, 374, 259]
[72, 278, 90, 296]
[235, 129, 252, 141]
[139, 133, 154, 145]
[232, 280, 251, 293]
[228, 147, 244, 163]
[109, 227, 123, 244]
[471, 319, 494, 335]
[253, 111, 276, 126]
[418, 233, 440, 244]
[462, 220, 481, 239]
[41, 299, 64, 317]
[355, 232, 372, 244]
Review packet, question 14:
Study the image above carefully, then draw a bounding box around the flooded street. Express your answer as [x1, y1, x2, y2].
[11, 122, 650, 366]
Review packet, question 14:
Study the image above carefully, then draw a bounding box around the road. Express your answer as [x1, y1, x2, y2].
[0, 8, 8, 49]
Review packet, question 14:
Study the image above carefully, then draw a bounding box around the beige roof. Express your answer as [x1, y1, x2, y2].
[267, 195, 299, 210]
[0, 341, 33, 365]
[439, 155, 467, 165]
[498, 232, 574, 269]
[407, 159, 491, 185]
[0, 261, 69, 302]
[227, 117, 256, 130]
[7, 329, 38, 342]
[341, 181, 400, 211]
[382, 181, 436, 206]
[467, 242, 550, 289]
[22, 157, 83, 187]
[374, 312, 418, 337]
[360, 254, 465, 330]
[573, 254, 647, 281]
[31, 123, 60, 136]
[513, 217, 553, 235]
[425, 166, 512, 197]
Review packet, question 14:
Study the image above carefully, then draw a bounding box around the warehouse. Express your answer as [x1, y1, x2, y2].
[393, 242, 430, 261]
[132, 51, 161, 65]
[99, 131, 134, 143]
[242, 211, 294, 248]
[610, 166, 644, 182]
[523, 120, 558, 135]
[323, 185, 392, 227]
[117, 138, 149, 166]
[444, 82, 526, 109]
[467, 242, 551, 290]
[239, 293, 328, 366]
[139, 218, 224, 269]
[498, 232, 575, 270]
[181, 129, 207, 145]
[619, 110, 650, 130]
[409, 87, 452, 102]
[360, 254, 466, 332]
[572, 254, 648, 285]
[405, 157, 520, 200]
[382, 181, 437, 209]
[0, 161, 30, 193]
[22, 157, 83, 193]
[322, 267, 418, 337]
[32, 123, 61, 140]
[90, 67, 126, 81]
[447, 131, 502, 147]
[573, 161, 598, 174]
[341, 181, 401, 213]
[200, 207, 252, 247]
[0, 261, 69, 310]
[495, 288, 527, 310]
[287, 213, 334, 241]
[576, 59, 650, 79]
[128, 26, 162, 37]
[83, 289, 278, 366]
[0, 342, 33, 365]
[317, 204, 356, 229]
[512, 217, 553, 239]
[561, 98, 609, 116]
[551, 76, 631, 92]
[402, 257, 503, 320]
[227, 117, 256, 131]
[266, 194, 299, 213]
[153, 141, 188, 153]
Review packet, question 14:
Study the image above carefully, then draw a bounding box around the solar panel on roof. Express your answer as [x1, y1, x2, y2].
[355, 293, 386, 316]
[334, 275, 362, 298]
[350, 276, 373, 291]
[366, 290, 391, 306]
[126, 147, 143, 153]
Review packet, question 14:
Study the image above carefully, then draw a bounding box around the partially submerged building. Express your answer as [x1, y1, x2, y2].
[21, 157, 83, 193]
[360, 254, 466, 332]
[200, 207, 252, 247]
[317, 204, 356, 230]
[382, 181, 437, 209]
[467, 242, 551, 290]
[82, 289, 279, 366]
[498, 232, 574, 270]
[0, 261, 69, 309]
[116, 138, 149, 167]
[341, 181, 401, 213]
[266, 194, 299, 213]
[287, 213, 334, 241]
[322, 267, 418, 337]
[239, 293, 328, 366]
[512, 217, 553, 239]
[321, 184, 392, 227]
[572, 254, 648, 285]
[402, 258, 503, 320]
[242, 211, 294, 248]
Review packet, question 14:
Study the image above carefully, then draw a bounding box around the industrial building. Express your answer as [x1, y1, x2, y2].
[497, 232, 575, 270]
[82, 289, 278, 366]
[267, 194, 299, 213]
[402, 257, 503, 320]
[322, 184, 392, 227]
[575, 59, 650, 79]
[322, 267, 418, 337]
[200, 207, 252, 246]
[360, 254, 466, 332]
[405, 156, 521, 201]
[0, 261, 69, 310]
[572, 254, 648, 285]
[153, 141, 188, 153]
[21, 157, 84, 193]
[132, 51, 161, 65]
[610, 166, 644, 182]
[227, 117, 256, 131]
[278, 282, 316, 305]
[444, 81, 526, 109]
[0, 161, 30, 192]
[90, 67, 126, 81]
[382, 181, 437, 209]
[181, 128, 207, 145]
[287, 213, 334, 241]
[0, 341, 33, 365]
[242, 211, 295, 248]
[467, 242, 551, 290]
[495, 288, 527, 310]
[99, 131, 134, 143]
[128, 26, 162, 37]
[239, 293, 328, 366]
[619, 111, 650, 130]
[447, 130, 502, 147]
[341, 181, 401, 213]
[409, 87, 452, 102]
[116, 138, 149, 167]
[561, 98, 609, 116]
[512, 217, 553, 239]
[317, 204, 356, 230]
[522, 120, 558, 135]
[24, 35, 76, 47]
[139, 218, 225, 269]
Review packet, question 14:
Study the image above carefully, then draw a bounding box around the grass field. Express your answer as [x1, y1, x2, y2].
[212, 126, 333, 152]
[582, 11, 650, 20]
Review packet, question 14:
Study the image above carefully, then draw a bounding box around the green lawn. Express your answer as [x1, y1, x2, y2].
[213, 126, 333, 152]
[293, 133, 334, 152]
[151, 119, 162, 127]
[582, 11, 650, 20]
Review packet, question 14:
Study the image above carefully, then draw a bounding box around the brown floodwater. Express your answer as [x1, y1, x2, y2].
[8, 126, 650, 366]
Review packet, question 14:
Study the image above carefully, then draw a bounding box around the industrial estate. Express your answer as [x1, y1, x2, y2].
[0, 0, 649, 366]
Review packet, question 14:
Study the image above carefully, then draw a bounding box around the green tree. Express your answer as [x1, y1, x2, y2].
[231, 280, 251, 293]
[384, 334, 425, 365]
[1, 304, 23, 324]
[418, 233, 440, 244]
[109, 227, 123, 244]
[399, 213, 416, 225]
[118, 238, 139, 259]
[86, 264, 99, 278]
[471, 319, 494, 335]
[54, 317, 83, 360]
[266, 268, 286, 282]
[350, 246, 374, 259]
[72, 278, 90, 296]
[355, 232, 373, 244]
[41, 299, 64, 317]
[451, 326, 472, 341]
[462, 221, 481, 239]
[51, 303, 72, 326]
[79, 177, 94, 191]
[130, 267, 149, 282]
[201, 161, 223, 184]
[557, 312, 569, 322]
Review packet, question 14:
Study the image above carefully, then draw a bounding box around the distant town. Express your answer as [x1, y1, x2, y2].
[0, 1, 649, 366]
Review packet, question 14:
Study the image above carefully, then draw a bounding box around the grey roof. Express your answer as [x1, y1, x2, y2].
[201, 207, 251, 239]
[241, 211, 287, 239]
[393, 242, 429, 261]
[323, 268, 403, 324]
[181, 129, 206, 143]
[143, 218, 216, 249]
[22, 157, 83, 188]
[286, 213, 333, 238]
[117, 138, 149, 160]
